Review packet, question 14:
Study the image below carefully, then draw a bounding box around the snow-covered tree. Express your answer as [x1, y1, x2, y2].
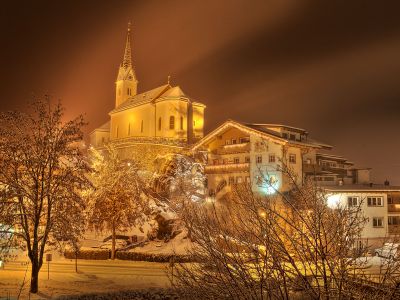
[151, 153, 205, 203]
[0, 97, 89, 293]
[87, 144, 148, 259]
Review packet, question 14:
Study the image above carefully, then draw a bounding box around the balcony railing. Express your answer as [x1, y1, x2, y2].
[388, 204, 400, 213]
[211, 142, 250, 155]
[388, 225, 400, 235]
[205, 162, 250, 174]
[303, 164, 322, 174]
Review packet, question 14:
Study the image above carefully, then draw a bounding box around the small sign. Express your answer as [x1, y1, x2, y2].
[46, 253, 52, 262]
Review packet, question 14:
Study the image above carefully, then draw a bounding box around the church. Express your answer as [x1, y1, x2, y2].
[90, 23, 206, 154]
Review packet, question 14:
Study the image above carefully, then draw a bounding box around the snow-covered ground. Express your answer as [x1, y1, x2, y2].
[129, 231, 193, 255]
[0, 258, 171, 299]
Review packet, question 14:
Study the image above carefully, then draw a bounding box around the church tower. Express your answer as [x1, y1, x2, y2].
[115, 22, 138, 108]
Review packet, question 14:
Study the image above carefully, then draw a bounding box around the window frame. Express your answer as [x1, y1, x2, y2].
[372, 217, 384, 228]
[289, 154, 296, 164]
[367, 196, 383, 207]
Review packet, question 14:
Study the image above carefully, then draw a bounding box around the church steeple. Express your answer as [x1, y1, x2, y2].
[122, 21, 133, 70]
[115, 22, 138, 107]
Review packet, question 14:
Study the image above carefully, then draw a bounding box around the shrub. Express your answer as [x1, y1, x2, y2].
[64, 249, 110, 260]
[115, 251, 195, 263]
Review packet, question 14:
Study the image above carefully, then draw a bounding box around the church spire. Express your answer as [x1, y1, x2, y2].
[122, 21, 132, 69]
[115, 22, 138, 107]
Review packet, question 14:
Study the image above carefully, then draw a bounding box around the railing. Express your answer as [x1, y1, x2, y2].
[205, 163, 250, 174]
[388, 225, 400, 234]
[211, 142, 250, 155]
[388, 204, 400, 213]
[303, 164, 322, 174]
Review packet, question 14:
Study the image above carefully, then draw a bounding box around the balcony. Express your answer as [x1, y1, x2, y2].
[211, 142, 250, 155]
[388, 204, 400, 213]
[205, 162, 250, 174]
[303, 164, 322, 174]
[388, 225, 400, 235]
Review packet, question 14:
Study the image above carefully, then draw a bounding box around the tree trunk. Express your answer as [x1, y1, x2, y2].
[75, 251, 78, 273]
[111, 225, 116, 260]
[30, 259, 40, 293]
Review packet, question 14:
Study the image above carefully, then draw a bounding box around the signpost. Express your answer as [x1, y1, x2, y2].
[46, 253, 52, 279]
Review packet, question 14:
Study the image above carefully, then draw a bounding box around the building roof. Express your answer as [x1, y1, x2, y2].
[89, 121, 110, 135]
[323, 184, 400, 192]
[247, 123, 308, 134]
[110, 84, 170, 114]
[192, 119, 332, 151]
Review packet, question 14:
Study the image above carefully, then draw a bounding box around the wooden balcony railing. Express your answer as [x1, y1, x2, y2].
[205, 162, 250, 174]
[388, 225, 400, 235]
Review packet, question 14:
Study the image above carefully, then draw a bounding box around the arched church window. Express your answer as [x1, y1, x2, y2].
[116, 126, 119, 138]
[180, 116, 184, 130]
[128, 123, 131, 136]
[169, 116, 175, 130]
[141, 120, 143, 133]
[158, 117, 162, 131]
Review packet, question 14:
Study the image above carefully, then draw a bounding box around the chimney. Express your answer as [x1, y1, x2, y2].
[384, 179, 390, 186]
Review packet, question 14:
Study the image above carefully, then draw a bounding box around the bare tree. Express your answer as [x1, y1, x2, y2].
[171, 166, 400, 299]
[87, 144, 148, 259]
[0, 97, 89, 293]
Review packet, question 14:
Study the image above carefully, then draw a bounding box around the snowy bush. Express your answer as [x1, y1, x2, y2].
[64, 249, 110, 260]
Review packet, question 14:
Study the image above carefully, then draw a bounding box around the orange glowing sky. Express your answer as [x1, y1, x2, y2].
[1, 0, 400, 184]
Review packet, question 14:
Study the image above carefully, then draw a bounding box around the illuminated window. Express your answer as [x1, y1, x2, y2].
[269, 154, 275, 163]
[289, 154, 296, 164]
[141, 120, 143, 133]
[180, 116, 184, 130]
[347, 196, 358, 207]
[236, 177, 243, 184]
[372, 217, 384, 228]
[256, 155, 262, 164]
[158, 118, 162, 131]
[246, 176, 251, 183]
[367, 197, 383, 206]
[169, 116, 175, 129]
[225, 140, 231, 145]
[234, 157, 240, 164]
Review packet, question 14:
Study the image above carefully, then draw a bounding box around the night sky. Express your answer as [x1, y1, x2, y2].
[1, 0, 399, 184]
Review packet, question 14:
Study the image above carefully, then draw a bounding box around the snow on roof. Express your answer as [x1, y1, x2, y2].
[192, 119, 331, 150]
[323, 184, 400, 192]
[246, 123, 308, 134]
[110, 84, 170, 113]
